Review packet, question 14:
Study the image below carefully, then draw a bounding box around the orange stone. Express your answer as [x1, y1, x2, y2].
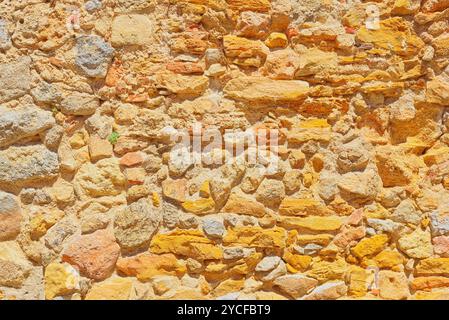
[120, 152, 144, 167]
[62, 230, 120, 281]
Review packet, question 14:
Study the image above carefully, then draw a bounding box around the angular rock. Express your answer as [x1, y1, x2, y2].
[302, 281, 348, 300]
[150, 229, 223, 260]
[223, 35, 269, 68]
[223, 193, 266, 217]
[62, 230, 120, 281]
[60, 92, 100, 116]
[398, 229, 433, 259]
[378, 271, 410, 300]
[75, 35, 114, 78]
[356, 17, 424, 56]
[224, 76, 309, 105]
[0, 242, 31, 288]
[223, 227, 286, 249]
[0, 19, 11, 50]
[202, 218, 225, 239]
[279, 198, 331, 216]
[338, 169, 381, 204]
[255, 256, 281, 272]
[307, 259, 347, 282]
[278, 216, 343, 233]
[44, 263, 80, 300]
[111, 14, 153, 47]
[273, 274, 318, 299]
[255, 179, 285, 208]
[427, 75, 449, 106]
[0, 191, 22, 241]
[117, 253, 186, 282]
[74, 158, 126, 199]
[0, 56, 31, 103]
[0, 105, 55, 148]
[114, 198, 162, 252]
[392, 200, 422, 225]
[0, 145, 59, 187]
[85, 277, 133, 300]
[351, 234, 389, 259]
[157, 72, 209, 97]
[162, 179, 187, 203]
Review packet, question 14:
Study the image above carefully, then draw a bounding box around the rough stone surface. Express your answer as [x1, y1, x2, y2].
[0, 57, 31, 103]
[114, 199, 162, 252]
[0, 192, 22, 241]
[1, 0, 449, 301]
[0, 145, 59, 187]
[0, 105, 55, 148]
[62, 230, 120, 281]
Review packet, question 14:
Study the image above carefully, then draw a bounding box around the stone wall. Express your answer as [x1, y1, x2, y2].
[1, 0, 449, 300]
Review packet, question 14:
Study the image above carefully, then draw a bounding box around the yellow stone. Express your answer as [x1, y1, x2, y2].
[299, 119, 330, 129]
[279, 198, 331, 216]
[30, 209, 64, 240]
[411, 276, 449, 291]
[423, 147, 449, 166]
[392, 0, 419, 15]
[152, 192, 160, 207]
[374, 251, 405, 269]
[265, 33, 288, 48]
[223, 227, 286, 249]
[282, 251, 312, 273]
[348, 266, 368, 297]
[416, 258, 449, 276]
[116, 253, 186, 282]
[351, 234, 389, 259]
[307, 258, 348, 282]
[85, 277, 133, 300]
[224, 76, 310, 105]
[277, 216, 343, 233]
[296, 234, 334, 246]
[182, 198, 215, 215]
[213, 279, 245, 297]
[45, 263, 79, 300]
[227, 0, 271, 12]
[254, 291, 288, 300]
[223, 36, 269, 68]
[356, 17, 424, 56]
[150, 229, 223, 260]
[199, 181, 211, 198]
[223, 193, 266, 217]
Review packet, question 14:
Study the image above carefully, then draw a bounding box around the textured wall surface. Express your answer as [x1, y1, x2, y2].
[1, 0, 449, 300]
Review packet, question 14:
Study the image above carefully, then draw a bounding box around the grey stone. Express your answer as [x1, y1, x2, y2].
[255, 256, 281, 272]
[0, 105, 55, 148]
[75, 35, 114, 78]
[114, 198, 162, 252]
[0, 56, 31, 103]
[0, 145, 59, 186]
[30, 82, 62, 104]
[202, 218, 225, 239]
[430, 211, 449, 236]
[44, 217, 78, 253]
[223, 247, 255, 260]
[255, 178, 285, 208]
[85, 0, 102, 12]
[60, 92, 100, 116]
[41, 125, 64, 151]
[367, 218, 402, 234]
[0, 19, 11, 51]
[304, 244, 323, 255]
[259, 260, 287, 282]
